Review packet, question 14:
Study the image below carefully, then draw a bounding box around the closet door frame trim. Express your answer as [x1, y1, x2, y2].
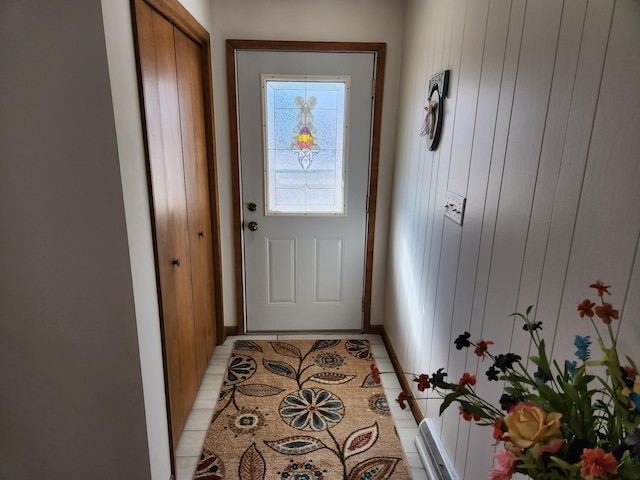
[130, 0, 224, 463]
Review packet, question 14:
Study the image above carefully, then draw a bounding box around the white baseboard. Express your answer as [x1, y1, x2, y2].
[415, 418, 457, 480]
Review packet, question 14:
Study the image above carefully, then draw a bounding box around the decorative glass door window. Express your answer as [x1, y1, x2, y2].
[262, 75, 349, 215]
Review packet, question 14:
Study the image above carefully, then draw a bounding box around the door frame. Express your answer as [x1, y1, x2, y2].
[226, 40, 386, 334]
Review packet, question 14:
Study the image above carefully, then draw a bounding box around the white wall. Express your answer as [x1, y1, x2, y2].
[208, 0, 406, 327]
[385, 0, 640, 478]
[0, 1, 151, 478]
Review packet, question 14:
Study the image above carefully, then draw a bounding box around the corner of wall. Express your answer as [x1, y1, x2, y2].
[101, 1, 171, 479]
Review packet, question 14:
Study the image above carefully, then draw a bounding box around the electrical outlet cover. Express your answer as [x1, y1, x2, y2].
[444, 190, 466, 225]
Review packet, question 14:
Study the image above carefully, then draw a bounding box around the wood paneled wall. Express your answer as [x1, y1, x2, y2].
[384, 0, 640, 477]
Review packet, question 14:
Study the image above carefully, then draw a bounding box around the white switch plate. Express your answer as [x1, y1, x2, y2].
[445, 190, 466, 225]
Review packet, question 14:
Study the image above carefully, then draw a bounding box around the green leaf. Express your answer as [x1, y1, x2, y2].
[458, 400, 491, 420]
[626, 356, 639, 373]
[438, 391, 463, 416]
[618, 451, 640, 480]
[535, 339, 552, 373]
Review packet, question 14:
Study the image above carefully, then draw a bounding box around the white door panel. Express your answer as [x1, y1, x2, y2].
[237, 50, 374, 331]
[314, 237, 344, 303]
[266, 237, 296, 304]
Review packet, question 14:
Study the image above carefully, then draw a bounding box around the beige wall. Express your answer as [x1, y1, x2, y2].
[0, 1, 151, 478]
[208, 0, 406, 328]
[385, 0, 640, 477]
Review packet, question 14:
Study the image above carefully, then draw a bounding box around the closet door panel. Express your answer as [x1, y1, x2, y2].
[134, 0, 198, 443]
[175, 28, 217, 376]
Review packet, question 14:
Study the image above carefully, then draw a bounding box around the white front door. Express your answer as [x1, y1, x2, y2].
[237, 50, 375, 332]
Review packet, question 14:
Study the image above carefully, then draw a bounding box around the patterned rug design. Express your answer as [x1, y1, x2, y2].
[194, 339, 412, 480]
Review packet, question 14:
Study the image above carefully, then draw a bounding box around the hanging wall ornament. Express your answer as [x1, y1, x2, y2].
[291, 96, 320, 170]
[419, 69, 450, 151]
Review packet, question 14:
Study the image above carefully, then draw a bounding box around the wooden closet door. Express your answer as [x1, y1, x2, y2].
[133, 0, 199, 444]
[175, 29, 217, 378]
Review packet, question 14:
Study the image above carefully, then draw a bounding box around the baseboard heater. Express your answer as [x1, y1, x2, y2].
[415, 418, 458, 480]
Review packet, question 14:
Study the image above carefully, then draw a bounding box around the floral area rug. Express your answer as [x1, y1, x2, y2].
[194, 339, 412, 480]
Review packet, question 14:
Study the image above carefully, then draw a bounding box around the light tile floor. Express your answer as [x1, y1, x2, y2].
[175, 333, 428, 480]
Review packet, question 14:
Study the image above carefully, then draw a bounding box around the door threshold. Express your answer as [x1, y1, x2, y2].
[244, 329, 364, 335]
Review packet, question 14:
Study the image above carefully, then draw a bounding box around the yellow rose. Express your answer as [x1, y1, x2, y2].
[503, 402, 563, 454]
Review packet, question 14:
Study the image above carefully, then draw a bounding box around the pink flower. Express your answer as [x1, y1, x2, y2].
[488, 449, 517, 480]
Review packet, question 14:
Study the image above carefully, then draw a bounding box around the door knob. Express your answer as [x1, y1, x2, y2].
[247, 202, 257, 212]
[247, 221, 258, 231]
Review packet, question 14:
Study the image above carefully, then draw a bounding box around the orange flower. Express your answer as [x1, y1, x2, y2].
[370, 363, 381, 384]
[503, 402, 563, 455]
[460, 409, 480, 422]
[577, 299, 596, 318]
[580, 448, 618, 479]
[624, 366, 638, 382]
[474, 340, 494, 360]
[492, 418, 504, 441]
[595, 303, 619, 324]
[590, 281, 611, 297]
[416, 373, 430, 392]
[459, 372, 476, 387]
[397, 391, 408, 410]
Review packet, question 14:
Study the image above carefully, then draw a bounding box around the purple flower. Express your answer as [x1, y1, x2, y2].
[534, 367, 552, 384]
[494, 353, 521, 373]
[486, 365, 500, 381]
[499, 394, 522, 412]
[523, 321, 543, 332]
[430, 368, 448, 384]
[499, 393, 522, 412]
[620, 367, 635, 389]
[454, 332, 472, 350]
[625, 427, 640, 457]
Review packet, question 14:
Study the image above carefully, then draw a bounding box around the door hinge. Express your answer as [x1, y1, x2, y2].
[371, 78, 376, 97]
[362, 296, 365, 312]
[366, 196, 370, 213]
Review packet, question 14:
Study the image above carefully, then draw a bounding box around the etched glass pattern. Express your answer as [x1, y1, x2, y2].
[263, 78, 347, 215]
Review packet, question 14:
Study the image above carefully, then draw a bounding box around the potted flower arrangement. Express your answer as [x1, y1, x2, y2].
[393, 282, 640, 479]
